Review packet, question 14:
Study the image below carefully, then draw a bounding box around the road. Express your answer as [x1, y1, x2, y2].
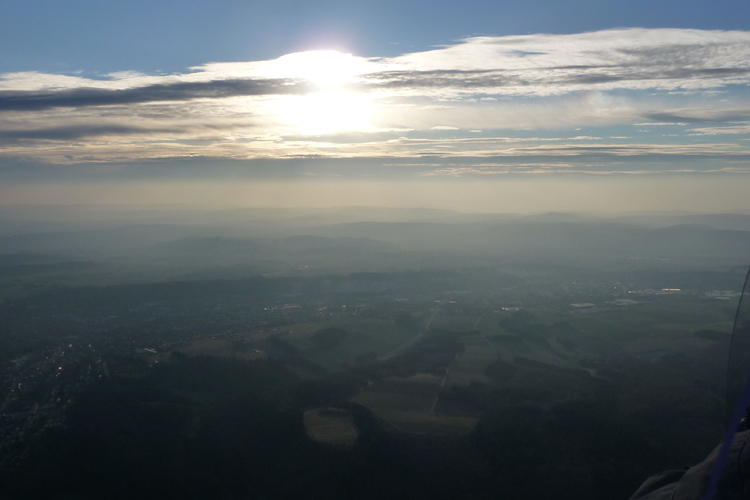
[429, 353, 458, 413]
[473, 314, 498, 354]
[378, 309, 439, 362]
[429, 313, 499, 414]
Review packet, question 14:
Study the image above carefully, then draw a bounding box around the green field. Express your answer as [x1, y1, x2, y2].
[271, 297, 734, 436]
[429, 315, 481, 332]
[565, 297, 735, 359]
[365, 407, 479, 435]
[303, 407, 358, 446]
[150, 338, 266, 364]
[447, 336, 496, 386]
[281, 318, 420, 370]
[353, 375, 479, 435]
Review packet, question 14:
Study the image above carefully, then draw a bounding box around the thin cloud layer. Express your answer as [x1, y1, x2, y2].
[0, 78, 310, 112]
[1, 28, 750, 176]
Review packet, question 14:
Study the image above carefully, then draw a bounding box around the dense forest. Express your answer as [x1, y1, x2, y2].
[1, 324, 728, 499]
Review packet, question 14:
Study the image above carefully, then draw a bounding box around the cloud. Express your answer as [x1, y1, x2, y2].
[4, 28, 750, 108]
[0, 78, 310, 112]
[690, 123, 750, 135]
[360, 65, 750, 95]
[0, 124, 177, 142]
[642, 109, 750, 123]
[1, 28, 750, 170]
[371, 28, 750, 95]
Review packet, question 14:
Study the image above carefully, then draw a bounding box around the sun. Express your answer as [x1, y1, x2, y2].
[262, 50, 371, 87]
[273, 90, 374, 135]
[258, 50, 376, 135]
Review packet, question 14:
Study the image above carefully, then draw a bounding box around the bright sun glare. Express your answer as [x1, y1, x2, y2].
[278, 91, 374, 135]
[265, 50, 370, 87]
[263, 50, 376, 135]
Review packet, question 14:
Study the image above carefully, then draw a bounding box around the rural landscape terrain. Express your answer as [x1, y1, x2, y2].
[0, 206, 747, 498]
[5, 0, 750, 497]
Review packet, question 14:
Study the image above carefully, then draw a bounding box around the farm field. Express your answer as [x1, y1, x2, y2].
[348, 295, 736, 436]
[281, 318, 419, 370]
[150, 338, 266, 364]
[428, 314, 480, 333]
[564, 297, 736, 359]
[303, 407, 358, 446]
[353, 374, 479, 435]
[352, 328, 495, 434]
[447, 336, 496, 386]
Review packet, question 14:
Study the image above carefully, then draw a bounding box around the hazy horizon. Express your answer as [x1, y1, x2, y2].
[2, 174, 750, 214]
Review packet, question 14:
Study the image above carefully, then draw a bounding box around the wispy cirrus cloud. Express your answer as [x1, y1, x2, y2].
[4, 28, 750, 108]
[690, 123, 750, 135]
[1, 28, 750, 174]
[373, 28, 750, 96]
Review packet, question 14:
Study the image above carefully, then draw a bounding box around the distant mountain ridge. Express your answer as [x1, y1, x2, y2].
[0, 209, 748, 281]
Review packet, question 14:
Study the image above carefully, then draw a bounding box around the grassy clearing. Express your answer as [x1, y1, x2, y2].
[394, 372, 445, 385]
[354, 390, 434, 413]
[474, 313, 506, 337]
[353, 376, 439, 419]
[448, 338, 496, 386]
[357, 377, 440, 409]
[152, 339, 265, 364]
[489, 336, 534, 360]
[303, 408, 358, 446]
[353, 371, 480, 435]
[566, 298, 736, 358]
[286, 318, 413, 346]
[429, 315, 480, 332]
[522, 343, 578, 369]
[283, 318, 418, 370]
[367, 408, 478, 435]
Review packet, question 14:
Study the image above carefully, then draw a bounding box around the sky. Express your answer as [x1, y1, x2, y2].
[2, 0, 750, 212]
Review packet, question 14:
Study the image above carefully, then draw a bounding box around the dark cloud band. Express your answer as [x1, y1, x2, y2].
[0, 125, 178, 142]
[0, 78, 311, 112]
[363, 66, 750, 91]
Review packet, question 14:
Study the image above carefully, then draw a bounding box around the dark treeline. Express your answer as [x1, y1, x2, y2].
[1, 330, 727, 500]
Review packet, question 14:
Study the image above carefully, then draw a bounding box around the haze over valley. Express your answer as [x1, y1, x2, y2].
[0, 204, 747, 498]
[4, 0, 750, 497]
